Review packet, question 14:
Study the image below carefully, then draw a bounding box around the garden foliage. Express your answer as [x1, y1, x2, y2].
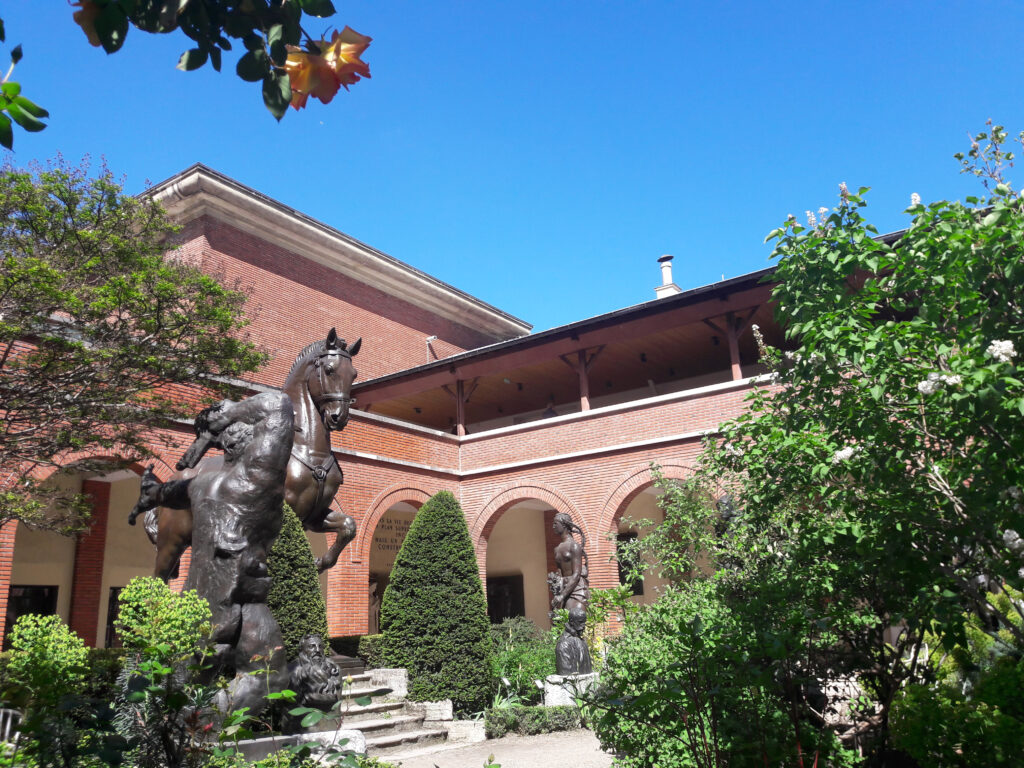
[591, 125, 1024, 766]
[112, 577, 215, 768]
[0, 159, 265, 529]
[490, 617, 556, 705]
[267, 502, 330, 660]
[484, 704, 580, 739]
[377, 490, 494, 713]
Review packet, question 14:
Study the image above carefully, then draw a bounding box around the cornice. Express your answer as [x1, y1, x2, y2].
[149, 164, 531, 340]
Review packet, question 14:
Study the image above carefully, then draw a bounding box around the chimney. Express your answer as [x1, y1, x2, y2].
[655, 254, 681, 299]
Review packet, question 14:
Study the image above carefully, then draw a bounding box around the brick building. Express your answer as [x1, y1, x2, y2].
[0, 164, 780, 647]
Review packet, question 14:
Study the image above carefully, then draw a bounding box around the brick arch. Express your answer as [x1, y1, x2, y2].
[354, 485, 432, 564]
[21, 455, 159, 485]
[597, 462, 695, 545]
[470, 483, 584, 547]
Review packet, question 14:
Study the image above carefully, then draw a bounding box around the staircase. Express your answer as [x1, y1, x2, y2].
[319, 669, 452, 758]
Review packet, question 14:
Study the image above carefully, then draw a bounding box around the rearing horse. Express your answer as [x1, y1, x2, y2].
[131, 328, 361, 578]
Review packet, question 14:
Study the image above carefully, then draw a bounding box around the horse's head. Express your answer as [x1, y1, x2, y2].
[302, 328, 360, 431]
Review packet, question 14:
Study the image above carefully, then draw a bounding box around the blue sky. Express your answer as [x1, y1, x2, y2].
[4, 2, 1024, 332]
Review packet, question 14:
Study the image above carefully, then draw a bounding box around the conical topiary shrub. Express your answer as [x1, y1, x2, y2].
[378, 490, 494, 713]
[267, 503, 330, 660]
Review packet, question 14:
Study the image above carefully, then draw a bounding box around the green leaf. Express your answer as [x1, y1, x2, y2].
[9, 44, 22, 65]
[1, 81, 19, 98]
[209, 46, 221, 72]
[95, 4, 130, 53]
[268, 24, 287, 66]
[0, 114, 12, 149]
[7, 101, 45, 132]
[982, 209, 1005, 227]
[13, 96, 47, 119]
[176, 48, 208, 71]
[297, 0, 337, 17]
[262, 71, 290, 121]
[236, 49, 268, 82]
[300, 709, 325, 727]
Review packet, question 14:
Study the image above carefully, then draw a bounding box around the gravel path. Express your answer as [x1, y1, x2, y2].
[390, 728, 616, 768]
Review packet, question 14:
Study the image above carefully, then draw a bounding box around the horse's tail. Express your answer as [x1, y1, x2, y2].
[143, 508, 160, 546]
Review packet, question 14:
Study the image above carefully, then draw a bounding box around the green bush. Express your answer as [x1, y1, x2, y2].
[484, 705, 580, 738]
[891, 590, 1024, 765]
[82, 647, 128, 701]
[357, 634, 384, 669]
[114, 576, 211, 661]
[377, 490, 494, 713]
[268, 503, 330, 660]
[2, 615, 126, 767]
[591, 583, 839, 768]
[490, 618, 555, 705]
[6, 613, 88, 707]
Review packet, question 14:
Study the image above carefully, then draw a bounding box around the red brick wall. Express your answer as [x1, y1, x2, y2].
[0, 521, 17, 642]
[180, 217, 505, 388]
[320, 383, 757, 636]
[334, 414, 459, 469]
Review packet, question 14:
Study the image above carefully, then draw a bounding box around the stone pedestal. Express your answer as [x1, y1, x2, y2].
[542, 672, 599, 707]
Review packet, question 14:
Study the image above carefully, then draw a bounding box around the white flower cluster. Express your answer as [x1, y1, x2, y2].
[986, 339, 1017, 364]
[832, 445, 858, 464]
[916, 372, 962, 395]
[910, 192, 921, 207]
[784, 351, 824, 365]
[806, 210, 818, 228]
[839, 181, 849, 201]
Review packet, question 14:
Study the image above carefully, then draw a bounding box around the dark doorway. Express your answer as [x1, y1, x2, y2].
[105, 586, 123, 648]
[486, 574, 524, 624]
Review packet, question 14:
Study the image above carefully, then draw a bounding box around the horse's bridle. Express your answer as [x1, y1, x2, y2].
[306, 349, 356, 412]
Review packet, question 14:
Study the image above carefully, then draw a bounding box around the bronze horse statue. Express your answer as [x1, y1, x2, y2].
[130, 328, 361, 578]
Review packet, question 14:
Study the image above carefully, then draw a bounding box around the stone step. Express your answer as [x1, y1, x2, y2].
[346, 713, 425, 735]
[340, 685, 394, 704]
[335, 699, 406, 723]
[364, 727, 449, 757]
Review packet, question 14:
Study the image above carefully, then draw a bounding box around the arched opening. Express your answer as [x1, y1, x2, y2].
[484, 499, 553, 629]
[614, 485, 671, 606]
[367, 501, 418, 634]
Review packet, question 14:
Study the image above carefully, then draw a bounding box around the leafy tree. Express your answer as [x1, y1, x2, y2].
[592, 125, 1024, 765]
[378, 490, 494, 714]
[0, 158, 266, 531]
[267, 502, 330, 660]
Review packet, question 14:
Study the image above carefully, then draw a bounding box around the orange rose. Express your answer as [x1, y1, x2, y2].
[284, 27, 371, 110]
[71, 1, 102, 47]
[321, 27, 372, 90]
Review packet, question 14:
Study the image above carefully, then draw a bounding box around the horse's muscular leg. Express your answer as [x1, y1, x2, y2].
[154, 543, 183, 582]
[315, 509, 357, 572]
